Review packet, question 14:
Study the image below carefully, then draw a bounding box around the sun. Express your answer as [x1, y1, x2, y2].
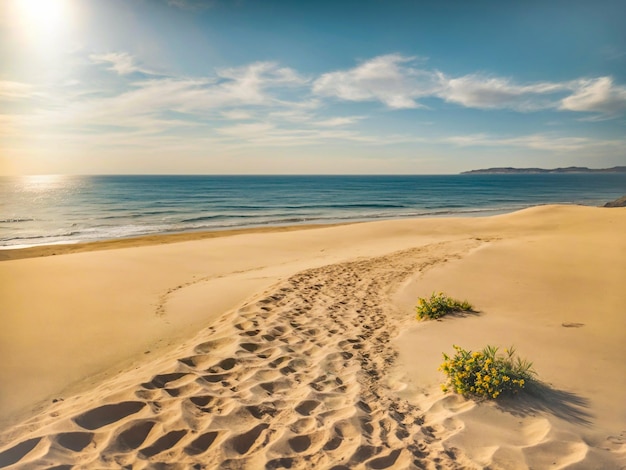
[11, 0, 72, 40]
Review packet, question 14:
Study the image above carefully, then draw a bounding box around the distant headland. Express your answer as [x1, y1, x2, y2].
[461, 166, 626, 174]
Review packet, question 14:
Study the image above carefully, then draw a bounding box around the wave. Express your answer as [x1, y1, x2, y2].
[1, 231, 81, 242]
[0, 204, 532, 248]
[100, 210, 183, 220]
[0, 218, 35, 223]
[180, 214, 263, 223]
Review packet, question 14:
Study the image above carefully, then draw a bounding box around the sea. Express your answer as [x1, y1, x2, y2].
[1, 174, 625, 249]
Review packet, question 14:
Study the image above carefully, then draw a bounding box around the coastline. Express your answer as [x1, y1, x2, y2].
[0, 204, 624, 468]
[4, 173, 625, 254]
[0, 223, 346, 262]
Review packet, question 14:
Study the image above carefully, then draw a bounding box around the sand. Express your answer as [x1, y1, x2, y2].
[0, 205, 624, 469]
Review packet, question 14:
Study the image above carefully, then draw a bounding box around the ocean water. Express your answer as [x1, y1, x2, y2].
[1, 174, 625, 249]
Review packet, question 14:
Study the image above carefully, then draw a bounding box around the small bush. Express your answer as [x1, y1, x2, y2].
[439, 345, 536, 399]
[415, 292, 473, 320]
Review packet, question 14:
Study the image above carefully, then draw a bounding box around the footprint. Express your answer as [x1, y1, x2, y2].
[139, 429, 187, 458]
[240, 343, 261, 353]
[246, 405, 278, 419]
[260, 378, 292, 395]
[116, 421, 155, 450]
[242, 329, 261, 337]
[351, 444, 379, 463]
[295, 400, 320, 416]
[288, 435, 311, 453]
[150, 372, 192, 388]
[219, 358, 238, 370]
[266, 457, 294, 469]
[323, 435, 343, 451]
[184, 431, 220, 456]
[357, 400, 372, 413]
[195, 337, 233, 354]
[0, 437, 42, 468]
[56, 432, 94, 452]
[74, 402, 146, 430]
[230, 423, 269, 455]
[179, 355, 214, 369]
[189, 395, 213, 407]
[201, 373, 227, 384]
[369, 448, 402, 469]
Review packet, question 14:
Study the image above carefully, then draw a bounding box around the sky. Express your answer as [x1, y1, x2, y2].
[1, 0, 625, 175]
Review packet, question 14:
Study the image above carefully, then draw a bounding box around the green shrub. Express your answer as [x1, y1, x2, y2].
[439, 345, 536, 399]
[415, 292, 473, 320]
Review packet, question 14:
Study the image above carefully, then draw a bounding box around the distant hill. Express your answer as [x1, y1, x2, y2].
[461, 166, 626, 174]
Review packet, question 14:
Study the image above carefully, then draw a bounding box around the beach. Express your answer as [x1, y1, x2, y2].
[0, 204, 624, 469]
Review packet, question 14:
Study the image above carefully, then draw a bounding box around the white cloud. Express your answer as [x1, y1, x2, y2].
[438, 74, 568, 111]
[312, 54, 571, 111]
[314, 116, 364, 127]
[560, 77, 626, 115]
[4, 52, 626, 173]
[312, 54, 626, 117]
[20, 60, 312, 141]
[313, 54, 438, 109]
[221, 109, 253, 120]
[90, 52, 158, 76]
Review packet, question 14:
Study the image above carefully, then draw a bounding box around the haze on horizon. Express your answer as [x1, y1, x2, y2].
[1, 0, 625, 175]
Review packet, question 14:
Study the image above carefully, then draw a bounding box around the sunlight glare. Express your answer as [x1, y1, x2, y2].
[12, 0, 72, 43]
[21, 174, 68, 193]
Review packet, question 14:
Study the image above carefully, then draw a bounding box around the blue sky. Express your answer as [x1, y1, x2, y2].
[1, 0, 625, 174]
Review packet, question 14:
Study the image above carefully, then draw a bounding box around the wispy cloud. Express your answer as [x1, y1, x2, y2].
[4, 51, 626, 168]
[313, 54, 438, 109]
[89, 52, 160, 76]
[314, 116, 365, 127]
[437, 74, 568, 111]
[560, 77, 626, 115]
[312, 54, 626, 117]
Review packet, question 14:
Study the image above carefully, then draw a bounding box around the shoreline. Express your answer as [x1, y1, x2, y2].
[0, 202, 600, 262]
[0, 205, 537, 261]
[0, 222, 347, 262]
[1, 204, 624, 468]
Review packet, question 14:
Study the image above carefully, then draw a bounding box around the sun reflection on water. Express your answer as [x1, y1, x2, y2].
[20, 174, 73, 193]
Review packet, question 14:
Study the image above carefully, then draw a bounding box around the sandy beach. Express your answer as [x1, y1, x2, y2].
[0, 205, 624, 469]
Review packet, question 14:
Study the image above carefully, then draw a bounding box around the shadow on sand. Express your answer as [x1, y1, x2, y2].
[496, 381, 593, 426]
[436, 309, 482, 321]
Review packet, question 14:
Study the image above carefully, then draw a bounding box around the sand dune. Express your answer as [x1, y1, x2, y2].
[0, 205, 624, 469]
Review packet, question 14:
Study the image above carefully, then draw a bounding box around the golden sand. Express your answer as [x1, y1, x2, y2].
[0, 205, 624, 469]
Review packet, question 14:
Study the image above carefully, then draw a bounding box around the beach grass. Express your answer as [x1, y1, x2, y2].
[440, 345, 536, 399]
[416, 292, 473, 320]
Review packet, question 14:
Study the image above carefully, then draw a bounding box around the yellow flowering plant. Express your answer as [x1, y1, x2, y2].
[439, 345, 535, 399]
[416, 292, 473, 320]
